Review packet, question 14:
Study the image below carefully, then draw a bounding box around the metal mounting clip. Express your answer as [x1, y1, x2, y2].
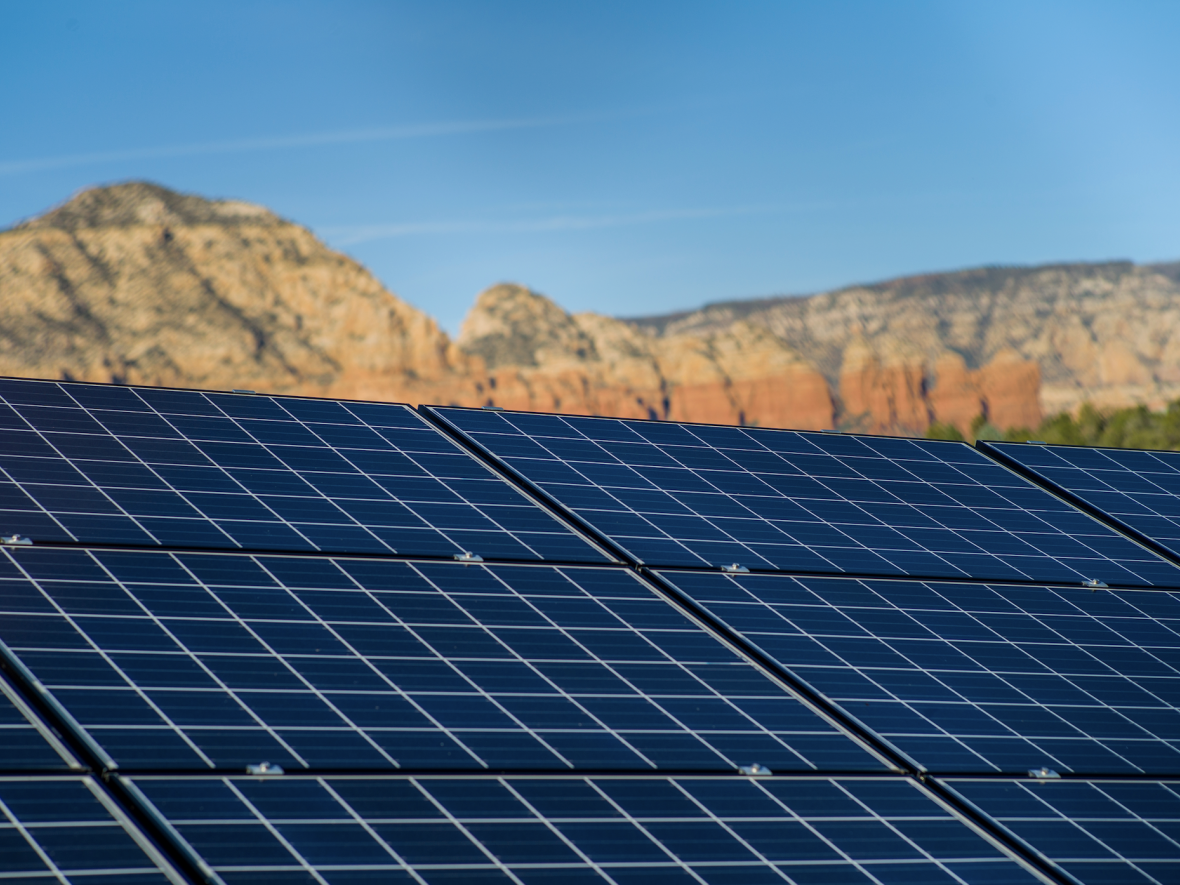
[1082, 578, 1108, 590]
[0, 535, 32, 546]
[738, 763, 773, 776]
[246, 761, 284, 776]
[722, 564, 750, 574]
[1028, 767, 1060, 779]
[454, 552, 484, 563]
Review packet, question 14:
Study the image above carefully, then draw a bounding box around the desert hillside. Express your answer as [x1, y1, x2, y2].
[3, 182, 1179, 435]
[0, 182, 476, 402]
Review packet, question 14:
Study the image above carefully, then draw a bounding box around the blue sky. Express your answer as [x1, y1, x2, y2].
[3, 2, 1179, 334]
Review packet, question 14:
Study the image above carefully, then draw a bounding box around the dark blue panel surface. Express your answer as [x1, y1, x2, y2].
[0, 670, 78, 770]
[433, 408, 1180, 587]
[661, 570, 1180, 775]
[0, 776, 180, 882]
[128, 773, 1042, 884]
[947, 777, 1180, 885]
[0, 547, 880, 772]
[986, 441, 1180, 567]
[0, 379, 606, 562]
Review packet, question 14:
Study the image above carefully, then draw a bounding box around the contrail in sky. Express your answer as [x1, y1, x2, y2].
[0, 114, 599, 177]
[322, 206, 780, 245]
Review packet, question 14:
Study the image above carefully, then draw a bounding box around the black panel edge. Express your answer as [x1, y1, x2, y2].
[118, 777, 226, 885]
[0, 651, 210, 882]
[635, 565, 916, 774]
[653, 560, 1165, 592]
[0, 374, 419, 410]
[0, 665, 83, 771]
[932, 777, 1086, 885]
[979, 440, 1180, 585]
[419, 405, 625, 564]
[421, 401, 984, 449]
[10, 534, 1175, 591]
[0, 636, 114, 770]
[87, 775, 204, 885]
[0, 538, 628, 570]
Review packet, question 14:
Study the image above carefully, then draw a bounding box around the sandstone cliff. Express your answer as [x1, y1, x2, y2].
[4, 182, 1180, 437]
[0, 182, 477, 402]
[457, 284, 835, 428]
[627, 262, 1180, 431]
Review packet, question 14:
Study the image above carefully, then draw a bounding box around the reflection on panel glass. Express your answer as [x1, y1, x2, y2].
[434, 407, 1180, 587]
[0, 776, 180, 883]
[129, 773, 1043, 884]
[947, 777, 1180, 885]
[0, 547, 880, 772]
[0, 379, 605, 562]
[661, 570, 1180, 775]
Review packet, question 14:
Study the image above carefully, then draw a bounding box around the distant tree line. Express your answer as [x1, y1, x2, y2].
[926, 401, 1180, 450]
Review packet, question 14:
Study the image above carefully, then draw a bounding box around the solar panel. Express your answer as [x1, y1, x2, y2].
[945, 776, 1180, 885]
[0, 668, 82, 770]
[0, 379, 608, 563]
[430, 408, 1180, 588]
[985, 441, 1180, 565]
[660, 570, 1180, 776]
[16, 386, 1180, 882]
[0, 775, 184, 883]
[0, 546, 884, 773]
[125, 773, 1048, 884]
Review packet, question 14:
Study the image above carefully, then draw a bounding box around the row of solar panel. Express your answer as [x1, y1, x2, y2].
[6, 380, 1180, 884]
[6, 765, 1180, 884]
[432, 407, 1180, 588]
[8, 547, 1180, 778]
[9, 380, 1180, 592]
[11, 547, 1180, 882]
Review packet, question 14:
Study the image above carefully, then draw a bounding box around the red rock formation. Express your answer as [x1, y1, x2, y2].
[0, 182, 1124, 437]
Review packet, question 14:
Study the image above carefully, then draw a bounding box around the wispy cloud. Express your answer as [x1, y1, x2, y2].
[321, 206, 777, 246]
[0, 113, 603, 177]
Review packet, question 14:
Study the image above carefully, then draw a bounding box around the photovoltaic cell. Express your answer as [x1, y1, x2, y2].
[985, 440, 1180, 568]
[126, 773, 1044, 884]
[0, 547, 882, 772]
[0, 775, 182, 883]
[0, 667, 82, 770]
[660, 570, 1180, 776]
[945, 777, 1180, 885]
[0, 379, 607, 562]
[13, 383, 1180, 880]
[431, 408, 1180, 587]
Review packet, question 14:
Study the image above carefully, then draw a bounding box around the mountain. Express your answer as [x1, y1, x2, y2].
[627, 262, 1180, 427]
[0, 182, 475, 402]
[4, 182, 1180, 435]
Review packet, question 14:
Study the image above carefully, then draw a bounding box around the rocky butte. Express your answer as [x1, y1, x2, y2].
[3, 182, 1180, 436]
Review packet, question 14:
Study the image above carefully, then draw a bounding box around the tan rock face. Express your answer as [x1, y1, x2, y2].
[0, 182, 480, 404]
[459, 286, 836, 428]
[631, 262, 1180, 430]
[3, 183, 1176, 436]
[456, 285, 1042, 435]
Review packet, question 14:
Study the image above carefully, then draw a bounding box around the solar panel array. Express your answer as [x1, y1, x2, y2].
[430, 407, 1180, 884]
[0, 379, 606, 562]
[432, 409, 1180, 587]
[6, 378, 1180, 883]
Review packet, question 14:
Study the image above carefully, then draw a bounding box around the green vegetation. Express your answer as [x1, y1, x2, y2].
[928, 400, 1180, 450]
